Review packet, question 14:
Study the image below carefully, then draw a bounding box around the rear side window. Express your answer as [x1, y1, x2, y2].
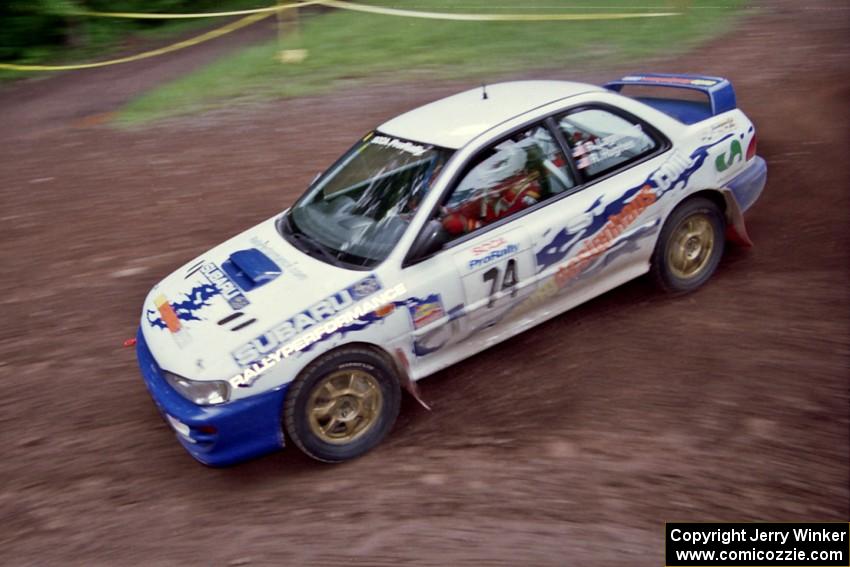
[557, 108, 657, 178]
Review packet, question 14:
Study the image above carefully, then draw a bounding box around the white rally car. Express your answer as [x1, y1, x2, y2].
[136, 73, 767, 466]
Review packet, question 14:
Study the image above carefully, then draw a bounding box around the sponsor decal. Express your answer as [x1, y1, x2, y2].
[548, 185, 656, 283]
[407, 294, 445, 329]
[536, 135, 732, 274]
[572, 124, 642, 169]
[467, 237, 520, 270]
[715, 138, 744, 172]
[249, 236, 308, 280]
[153, 294, 181, 333]
[146, 284, 220, 330]
[231, 275, 382, 368]
[352, 276, 381, 299]
[148, 293, 195, 347]
[514, 136, 734, 317]
[471, 237, 510, 256]
[229, 282, 407, 388]
[622, 75, 718, 87]
[699, 116, 737, 142]
[369, 135, 428, 157]
[412, 303, 464, 357]
[200, 263, 250, 310]
[516, 215, 659, 320]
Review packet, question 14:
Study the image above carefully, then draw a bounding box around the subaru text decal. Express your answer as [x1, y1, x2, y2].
[231, 275, 381, 367]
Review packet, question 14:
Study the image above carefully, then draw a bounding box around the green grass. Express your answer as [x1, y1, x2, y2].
[117, 0, 748, 124]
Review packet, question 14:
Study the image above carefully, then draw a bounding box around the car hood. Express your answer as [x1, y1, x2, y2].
[140, 215, 373, 381]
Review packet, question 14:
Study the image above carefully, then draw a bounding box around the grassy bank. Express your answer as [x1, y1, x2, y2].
[118, 0, 747, 124]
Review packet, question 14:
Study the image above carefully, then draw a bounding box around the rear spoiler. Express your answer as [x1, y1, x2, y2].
[604, 73, 737, 123]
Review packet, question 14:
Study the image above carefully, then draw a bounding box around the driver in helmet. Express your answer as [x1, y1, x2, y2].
[441, 142, 543, 236]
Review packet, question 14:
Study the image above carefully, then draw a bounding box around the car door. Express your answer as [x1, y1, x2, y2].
[397, 222, 536, 379]
[521, 106, 670, 316]
[429, 121, 581, 344]
[450, 225, 535, 338]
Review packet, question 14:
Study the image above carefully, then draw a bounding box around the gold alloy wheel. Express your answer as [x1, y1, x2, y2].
[667, 213, 716, 279]
[307, 369, 383, 444]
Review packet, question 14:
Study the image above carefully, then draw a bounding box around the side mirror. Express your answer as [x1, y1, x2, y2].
[406, 219, 450, 264]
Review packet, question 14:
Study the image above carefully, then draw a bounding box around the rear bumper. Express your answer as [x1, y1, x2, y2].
[135, 329, 288, 466]
[728, 156, 767, 212]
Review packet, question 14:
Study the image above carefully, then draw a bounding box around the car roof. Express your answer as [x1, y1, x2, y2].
[378, 80, 604, 150]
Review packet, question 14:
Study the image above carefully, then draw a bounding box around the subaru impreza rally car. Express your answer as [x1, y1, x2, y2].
[136, 73, 767, 466]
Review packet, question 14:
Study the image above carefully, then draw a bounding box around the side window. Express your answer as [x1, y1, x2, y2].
[439, 125, 574, 238]
[557, 108, 657, 178]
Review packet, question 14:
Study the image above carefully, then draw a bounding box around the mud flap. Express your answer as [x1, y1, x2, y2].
[393, 348, 432, 411]
[721, 189, 754, 247]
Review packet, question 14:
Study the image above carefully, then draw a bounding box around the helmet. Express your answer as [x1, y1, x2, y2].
[477, 142, 526, 187]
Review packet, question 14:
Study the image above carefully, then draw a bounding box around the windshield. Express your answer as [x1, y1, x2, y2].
[282, 132, 453, 268]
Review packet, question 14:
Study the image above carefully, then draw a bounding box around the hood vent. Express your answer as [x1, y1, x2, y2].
[222, 248, 282, 291]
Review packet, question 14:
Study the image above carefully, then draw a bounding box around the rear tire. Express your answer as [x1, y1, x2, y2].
[283, 346, 401, 463]
[651, 197, 725, 294]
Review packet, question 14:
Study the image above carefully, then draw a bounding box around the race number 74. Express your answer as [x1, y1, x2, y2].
[482, 259, 519, 308]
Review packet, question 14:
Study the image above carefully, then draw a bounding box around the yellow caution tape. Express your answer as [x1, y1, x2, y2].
[0, 0, 679, 72]
[72, 1, 318, 19]
[0, 12, 272, 71]
[0, 2, 319, 72]
[315, 0, 680, 21]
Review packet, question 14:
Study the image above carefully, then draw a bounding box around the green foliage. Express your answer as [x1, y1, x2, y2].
[0, 0, 73, 61]
[0, 0, 257, 64]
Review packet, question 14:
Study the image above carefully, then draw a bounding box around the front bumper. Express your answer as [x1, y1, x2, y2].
[135, 328, 288, 466]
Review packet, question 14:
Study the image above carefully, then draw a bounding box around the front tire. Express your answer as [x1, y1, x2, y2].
[651, 197, 725, 294]
[283, 346, 401, 463]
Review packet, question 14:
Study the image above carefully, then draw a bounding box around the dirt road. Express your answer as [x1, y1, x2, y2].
[0, 1, 847, 565]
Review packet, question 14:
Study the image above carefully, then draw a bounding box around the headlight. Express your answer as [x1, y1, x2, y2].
[164, 372, 230, 405]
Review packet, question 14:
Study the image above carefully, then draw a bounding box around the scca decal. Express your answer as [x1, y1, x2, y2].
[200, 263, 249, 310]
[471, 237, 508, 255]
[231, 275, 381, 367]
